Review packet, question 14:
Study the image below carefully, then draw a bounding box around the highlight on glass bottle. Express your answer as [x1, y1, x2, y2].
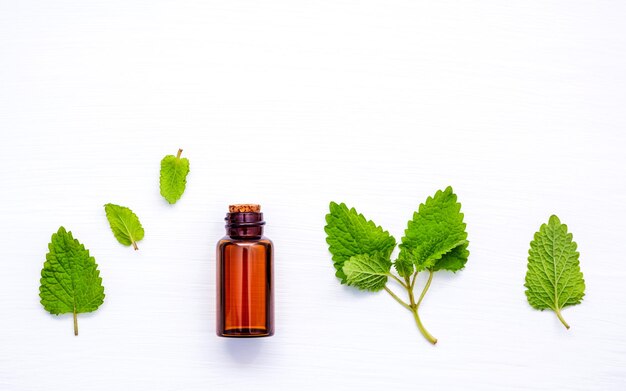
[216, 204, 274, 337]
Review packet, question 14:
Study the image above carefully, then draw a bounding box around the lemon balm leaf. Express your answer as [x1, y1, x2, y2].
[343, 253, 392, 292]
[39, 227, 105, 336]
[432, 242, 470, 272]
[525, 215, 585, 329]
[324, 202, 396, 283]
[160, 148, 190, 204]
[394, 250, 414, 278]
[399, 186, 469, 272]
[104, 203, 145, 250]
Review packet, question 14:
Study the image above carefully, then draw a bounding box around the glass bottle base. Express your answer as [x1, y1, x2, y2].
[218, 328, 274, 338]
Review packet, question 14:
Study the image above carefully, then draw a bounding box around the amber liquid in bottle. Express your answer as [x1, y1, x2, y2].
[216, 204, 274, 337]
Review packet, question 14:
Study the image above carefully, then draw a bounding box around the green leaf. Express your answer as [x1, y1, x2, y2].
[394, 250, 414, 278]
[524, 215, 585, 329]
[39, 227, 105, 335]
[325, 202, 396, 283]
[160, 148, 190, 204]
[432, 242, 470, 272]
[399, 186, 469, 271]
[343, 253, 392, 292]
[104, 203, 145, 250]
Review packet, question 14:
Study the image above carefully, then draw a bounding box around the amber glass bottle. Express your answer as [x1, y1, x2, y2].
[216, 204, 274, 337]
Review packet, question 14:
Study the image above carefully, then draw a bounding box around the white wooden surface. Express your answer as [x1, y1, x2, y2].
[1, 1, 626, 390]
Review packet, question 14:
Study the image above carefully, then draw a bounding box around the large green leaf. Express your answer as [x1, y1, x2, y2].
[39, 227, 105, 335]
[399, 187, 469, 271]
[325, 202, 396, 283]
[525, 215, 585, 329]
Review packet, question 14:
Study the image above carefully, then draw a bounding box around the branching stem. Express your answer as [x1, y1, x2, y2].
[416, 269, 434, 309]
[410, 271, 418, 290]
[384, 270, 437, 344]
[383, 286, 411, 311]
[387, 273, 408, 289]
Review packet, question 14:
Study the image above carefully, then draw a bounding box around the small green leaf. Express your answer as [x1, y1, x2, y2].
[39, 227, 105, 335]
[104, 203, 145, 250]
[343, 253, 392, 292]
[525, 215, 585, 329]
[160, 148, 190, 204]
[399, 186, 469, 271]
[324, 202, 396, 283]
[394, 251, 414, 277]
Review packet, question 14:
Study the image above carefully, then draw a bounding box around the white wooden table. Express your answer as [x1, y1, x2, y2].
[1, 1, 625, 390]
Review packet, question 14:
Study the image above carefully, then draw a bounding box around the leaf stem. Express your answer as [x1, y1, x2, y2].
[407, 272, 437, 344]
[387, 273, 408, 289]
[73, 306, 78, 336]
[410, 271, 418, 290]
[411, 308, 437, 344]
[416, 269, 434, 309]
[383, 286, 411, 311]
[555, 308, 570, 329]
[177, 148, 183, 159]
[385, 272, 438, 344]
[132, 241, 138, 251]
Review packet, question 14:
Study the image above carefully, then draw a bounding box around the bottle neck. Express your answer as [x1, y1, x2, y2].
[225, 212, 265, 239]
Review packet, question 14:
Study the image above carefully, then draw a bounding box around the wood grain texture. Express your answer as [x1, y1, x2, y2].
[1, 1, 626, 390]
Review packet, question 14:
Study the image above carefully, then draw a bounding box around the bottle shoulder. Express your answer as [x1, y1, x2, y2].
[217, 236, 273, 247]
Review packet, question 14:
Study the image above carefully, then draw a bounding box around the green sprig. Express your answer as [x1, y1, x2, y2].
[324, 186, 469, 344]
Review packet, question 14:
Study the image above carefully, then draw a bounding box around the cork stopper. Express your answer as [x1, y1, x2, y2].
[229, 204, 261, 213]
